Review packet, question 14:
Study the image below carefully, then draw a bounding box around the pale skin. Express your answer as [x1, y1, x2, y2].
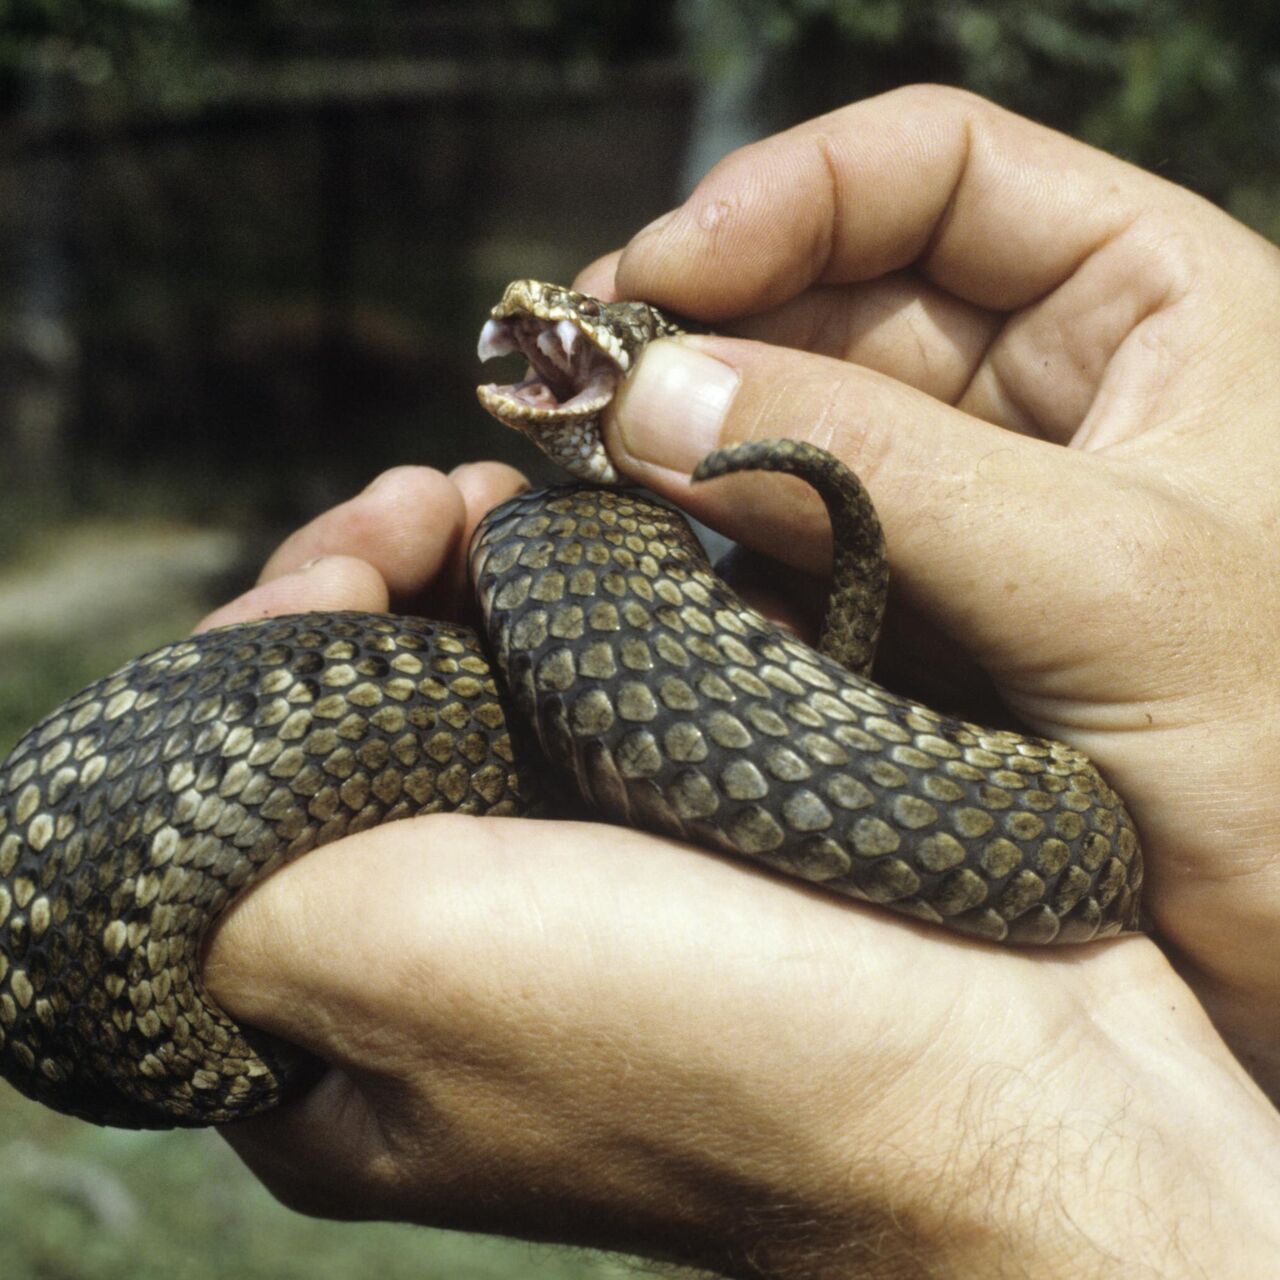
[200, 87, 1280, 1277]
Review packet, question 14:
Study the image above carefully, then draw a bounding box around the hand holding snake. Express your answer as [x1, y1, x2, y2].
[7, 87, 1280, 1277]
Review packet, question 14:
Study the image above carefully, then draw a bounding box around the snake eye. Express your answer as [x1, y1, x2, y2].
[578, 299, 600, 317]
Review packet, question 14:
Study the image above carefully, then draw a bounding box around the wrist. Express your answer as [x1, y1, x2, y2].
[882, 942, 1280, 1280]
[584, 941, 1280, 1279]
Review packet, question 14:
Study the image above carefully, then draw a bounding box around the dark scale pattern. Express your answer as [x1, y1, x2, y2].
[471, 480, 1142, 949]
[0, 282, 1144, 1129]
[0, 614, 536, 1126]
[693, 439, 889, 679]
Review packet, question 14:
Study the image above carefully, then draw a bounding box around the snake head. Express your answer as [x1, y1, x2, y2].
[477, 279, 683, 483]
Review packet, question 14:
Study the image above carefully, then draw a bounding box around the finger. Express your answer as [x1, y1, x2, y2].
[220, 1072, 381, 1221]
[590, 254, 1010, 427]
[616, 84, 1204, 319]
[448, 461, 530, 557]
[195, 555, 389, 633]
[258, 466, 467, 605]
[201, 812, 890, 1061]
[726, 275, 1008, 426]
[604, 333, 1132, 675]
[443, 461, 531, 614]
[205, 816, 614, 1059]
[205, 811, 897, 1226]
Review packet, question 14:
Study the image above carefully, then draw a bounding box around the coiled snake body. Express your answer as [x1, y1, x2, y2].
[0, 282, 1142, 1129]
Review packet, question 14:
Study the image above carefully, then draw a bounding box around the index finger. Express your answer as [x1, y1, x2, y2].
[197, 463, 529, 634]
[616, 84, 1207, 318]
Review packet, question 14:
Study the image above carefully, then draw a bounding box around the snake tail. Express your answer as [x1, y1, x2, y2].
[692, 438, 889, 678]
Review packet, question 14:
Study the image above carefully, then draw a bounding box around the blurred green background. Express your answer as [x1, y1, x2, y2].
[0, 1, 1276, 1276]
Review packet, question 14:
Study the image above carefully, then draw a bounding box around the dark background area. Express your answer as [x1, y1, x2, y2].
[0, 3, 1276, 1277]
[2, 0, 1278, 525]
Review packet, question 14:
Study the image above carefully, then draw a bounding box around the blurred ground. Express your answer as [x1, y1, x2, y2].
[0, 522, 240, 646]
[0, 519, 247, 761]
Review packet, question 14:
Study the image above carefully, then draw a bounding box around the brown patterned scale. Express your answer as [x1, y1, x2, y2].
[0, 283, 1143, 1129]
[0, 616, 537, 1126]
[470, 471, 1141, 950]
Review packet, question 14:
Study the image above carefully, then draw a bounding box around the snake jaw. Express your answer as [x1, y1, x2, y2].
[476, 279, 679, 485]
[476, 313, 620, 424]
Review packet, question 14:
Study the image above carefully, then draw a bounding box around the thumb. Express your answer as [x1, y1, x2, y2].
[604, 334, 1133, 680]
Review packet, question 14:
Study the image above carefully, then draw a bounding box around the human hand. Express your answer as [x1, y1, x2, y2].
[201, 439, 1280, 1276]
[576, 84, 1280, 1100]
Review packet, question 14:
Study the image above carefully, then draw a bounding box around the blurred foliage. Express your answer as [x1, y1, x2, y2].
[505, 0, 678, 63]
[0, 1, 691, 512]
[682, 0, 1280, 239]
[2, 1, 1275, 234]
[0, 0, 678, 113]
[0, 0, 475, 114]
[2, 0, 210, 111]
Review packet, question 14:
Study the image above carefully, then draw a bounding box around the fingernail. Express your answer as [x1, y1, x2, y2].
[615, 339, 740, 473]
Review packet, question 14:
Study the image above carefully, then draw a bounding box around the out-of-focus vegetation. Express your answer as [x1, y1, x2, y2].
[679, 0, 1280, 240]
[0, 3, 1275, 1278]
[4, 1, 1276, 217]
[0, 0, 1274, 516]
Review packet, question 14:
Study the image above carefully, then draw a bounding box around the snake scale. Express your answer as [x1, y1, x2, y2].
[0, 281, 1142, 1129]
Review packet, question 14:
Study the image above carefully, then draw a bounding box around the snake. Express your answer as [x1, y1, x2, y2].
[0, 280, 1143, 1130]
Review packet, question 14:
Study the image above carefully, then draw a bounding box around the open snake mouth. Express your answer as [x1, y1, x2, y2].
[476, 283, 626, 427]
[475, 279, 681, 483]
